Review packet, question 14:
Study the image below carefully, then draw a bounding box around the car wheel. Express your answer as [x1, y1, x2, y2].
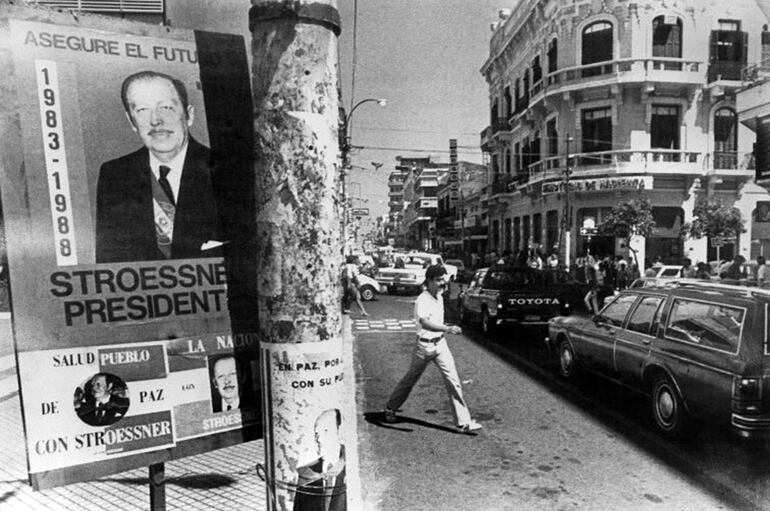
[557, 337, 577, 379]
[481, 309, 495, 338]
[651, 375, 686, 437]
[387, 286, 395, 295]
[359, 285, 375, 301]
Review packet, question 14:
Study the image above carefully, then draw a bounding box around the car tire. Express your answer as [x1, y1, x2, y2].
[481, 309, 495, 338]
[359, 285, 375, 301]
[557, 337, 577, 379]
[651, 375, 686, 437]
[387, 286, 395, 295]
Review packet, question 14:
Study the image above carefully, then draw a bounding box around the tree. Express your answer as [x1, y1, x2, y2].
[680, 196, 745, 259]
[597, 196, 655, 268]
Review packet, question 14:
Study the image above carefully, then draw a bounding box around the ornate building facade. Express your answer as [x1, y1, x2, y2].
[482, 0, 770, 267]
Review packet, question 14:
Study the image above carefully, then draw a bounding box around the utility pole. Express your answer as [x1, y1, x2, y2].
[250, 2, 357, 510]
[563, 135, 573, 270]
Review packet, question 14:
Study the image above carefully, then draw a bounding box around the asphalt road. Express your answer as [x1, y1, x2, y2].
[353, 288, 770, 511]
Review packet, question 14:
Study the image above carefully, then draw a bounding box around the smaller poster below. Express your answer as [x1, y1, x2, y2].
[20, 332, 260, 474]
[261, 338, 348, 511]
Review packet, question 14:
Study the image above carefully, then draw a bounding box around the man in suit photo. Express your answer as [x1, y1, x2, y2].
[76, 373, 130, 427]
[293, 408, 347, 511]
[210, 355, 254, 413]
[95, 70, 221, 263]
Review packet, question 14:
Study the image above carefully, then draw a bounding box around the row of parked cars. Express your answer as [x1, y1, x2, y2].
[457, 263, 770, 441]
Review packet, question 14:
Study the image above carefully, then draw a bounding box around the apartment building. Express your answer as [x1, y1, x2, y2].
[481, 0, 770, 266]
[435, 161, 488, 258]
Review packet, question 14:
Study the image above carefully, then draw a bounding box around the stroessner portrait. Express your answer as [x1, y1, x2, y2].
[95, 70, 223, 264]
[209, 354, 255, 413]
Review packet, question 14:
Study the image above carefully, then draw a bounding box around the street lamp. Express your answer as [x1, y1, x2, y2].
[340, 98, 387, 254]
[344, 98, 387, 148]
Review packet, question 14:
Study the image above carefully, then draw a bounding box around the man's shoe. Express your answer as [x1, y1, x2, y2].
[457, 420, 482, 433]
[383, 408, 397, 423]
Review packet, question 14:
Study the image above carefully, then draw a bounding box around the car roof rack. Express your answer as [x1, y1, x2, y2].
[650, 278, 770, 299]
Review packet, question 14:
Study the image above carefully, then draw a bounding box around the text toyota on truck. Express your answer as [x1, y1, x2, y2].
[458, 264, 589, 337]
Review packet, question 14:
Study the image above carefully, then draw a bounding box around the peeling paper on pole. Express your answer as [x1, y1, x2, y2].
[260, 338, 348, 511]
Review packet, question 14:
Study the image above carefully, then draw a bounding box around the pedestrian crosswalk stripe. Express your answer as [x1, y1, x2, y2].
[352, 318, 416, 332]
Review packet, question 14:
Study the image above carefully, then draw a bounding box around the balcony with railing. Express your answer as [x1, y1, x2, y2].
[527, 149, 755, 185]
[480, 118, 512, 150]
[488, 173, 517, 196]
[708, 61, 744, 83]
[527, 57, 704, 109]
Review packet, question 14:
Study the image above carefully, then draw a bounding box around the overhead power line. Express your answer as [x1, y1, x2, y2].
[353, 145, 482, 154]
[355, 126, 482, 137]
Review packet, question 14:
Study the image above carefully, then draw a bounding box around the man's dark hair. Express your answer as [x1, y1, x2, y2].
[210, 355, 244, 382]
[121, 70, 190, 118]
[425, 264, 446, 281]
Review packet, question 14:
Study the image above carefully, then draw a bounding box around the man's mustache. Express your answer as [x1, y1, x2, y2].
[148, 129, 173, 136]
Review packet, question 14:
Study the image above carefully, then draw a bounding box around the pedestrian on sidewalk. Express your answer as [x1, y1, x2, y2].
[382, 264, 482, 434]
[341, 255, 368, 317]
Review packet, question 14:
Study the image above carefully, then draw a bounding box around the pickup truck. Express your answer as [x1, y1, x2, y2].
[458, 264, 589, 337]
[376, 252, 458, 294]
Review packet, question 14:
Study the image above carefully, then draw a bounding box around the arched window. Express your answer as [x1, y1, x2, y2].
[653, 15, 682, 70]
[582, 21, 613, 77]
[714, 107, 738, 169]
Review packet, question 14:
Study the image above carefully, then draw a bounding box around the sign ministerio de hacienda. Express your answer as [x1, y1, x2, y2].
[542, 176, 652, 195]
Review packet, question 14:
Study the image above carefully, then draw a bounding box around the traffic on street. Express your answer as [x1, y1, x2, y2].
[353, 286, 770, 511]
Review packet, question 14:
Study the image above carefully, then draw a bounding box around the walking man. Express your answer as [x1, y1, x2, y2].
[383, 265, 482, 433]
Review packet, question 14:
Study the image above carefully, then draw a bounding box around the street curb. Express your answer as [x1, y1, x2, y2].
[341, 313, 364, 511]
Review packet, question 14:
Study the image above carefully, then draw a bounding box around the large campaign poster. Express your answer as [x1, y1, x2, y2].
[0, 7, 258, 489]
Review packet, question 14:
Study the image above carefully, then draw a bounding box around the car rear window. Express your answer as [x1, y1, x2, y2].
[665, 298, 744, 353]
[485, 269, 542, 290]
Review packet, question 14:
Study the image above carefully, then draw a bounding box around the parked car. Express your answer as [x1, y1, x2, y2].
[357, 273, 380, 301]
[652, 265, 683, 278]
[458, 264, 589, 337]
[376, 252, 458, 293]
[546, 280, 770, 439]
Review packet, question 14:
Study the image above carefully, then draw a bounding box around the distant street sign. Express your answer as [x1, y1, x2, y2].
[711, 237, 736, 248]
[351, 208, 369, 216]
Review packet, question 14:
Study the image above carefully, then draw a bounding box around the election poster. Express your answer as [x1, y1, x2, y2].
[260, 339, 349, 511]
[0, 6, 259, 489]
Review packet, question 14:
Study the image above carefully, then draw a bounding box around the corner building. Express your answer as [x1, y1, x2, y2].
[481, 0, 770, 267]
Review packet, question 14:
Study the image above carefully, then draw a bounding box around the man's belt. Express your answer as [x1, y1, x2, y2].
[417, 336, 444, 344]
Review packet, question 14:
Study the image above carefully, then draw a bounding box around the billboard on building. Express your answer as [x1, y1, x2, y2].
[0, 5, 258, 489]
